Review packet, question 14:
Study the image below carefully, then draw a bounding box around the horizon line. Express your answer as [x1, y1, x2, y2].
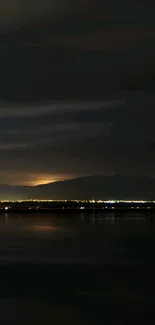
[0, 199, 155, 203]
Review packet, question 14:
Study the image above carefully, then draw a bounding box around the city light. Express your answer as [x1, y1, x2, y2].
[0, 199, 154, 204]
[0, 199, 155, 204]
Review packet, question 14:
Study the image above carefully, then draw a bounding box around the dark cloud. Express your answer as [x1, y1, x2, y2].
[0, 0, 155, 186]
[0, 95, 153, 185]
[0, 0, 155, 102]
[0, 0, 88, 30]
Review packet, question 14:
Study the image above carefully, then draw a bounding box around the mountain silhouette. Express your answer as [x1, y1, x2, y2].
[0, 175, 155, 200]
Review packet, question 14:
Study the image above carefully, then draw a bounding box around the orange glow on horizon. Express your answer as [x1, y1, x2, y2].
[30, 179, 60, 186]
[21, 175, 69, 186]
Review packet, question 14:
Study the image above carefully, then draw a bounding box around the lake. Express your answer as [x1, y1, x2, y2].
[0, 212, 154, 324]
[0, 211, 154, 264]
[0, 213, 155, 264]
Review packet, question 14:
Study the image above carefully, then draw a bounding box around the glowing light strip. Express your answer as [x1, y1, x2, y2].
[0, 199, 154, 203]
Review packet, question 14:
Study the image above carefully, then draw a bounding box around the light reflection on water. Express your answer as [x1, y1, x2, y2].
[32, 225, 58, 231]
[0, 212, 153, 235]
[0, 212, 153, 264]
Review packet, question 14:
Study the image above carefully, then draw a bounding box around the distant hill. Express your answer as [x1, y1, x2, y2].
[0, 175, 155, 200]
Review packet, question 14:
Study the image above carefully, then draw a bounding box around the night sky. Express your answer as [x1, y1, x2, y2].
[0, 0, 155, 185]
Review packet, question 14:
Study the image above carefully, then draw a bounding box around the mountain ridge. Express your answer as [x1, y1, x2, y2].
[0, 175, 154, 200]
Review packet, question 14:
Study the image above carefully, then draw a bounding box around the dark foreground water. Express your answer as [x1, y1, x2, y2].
[0, 212, 154, 324]
[0, 211, 154, 264]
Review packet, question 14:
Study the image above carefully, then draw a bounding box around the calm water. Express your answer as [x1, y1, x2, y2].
[0, 212, 154, 324]
[0, 211, 154, 264]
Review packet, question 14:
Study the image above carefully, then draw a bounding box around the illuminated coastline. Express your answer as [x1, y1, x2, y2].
[0, 199, 155, 216]
[0, 199, 155, 203]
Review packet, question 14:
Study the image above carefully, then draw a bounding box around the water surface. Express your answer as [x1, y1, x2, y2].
[0, 212, 154, 264]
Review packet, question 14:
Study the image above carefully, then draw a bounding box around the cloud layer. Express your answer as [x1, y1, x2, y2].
[0, 96, 154, 185]
[0, 0, 155, 185]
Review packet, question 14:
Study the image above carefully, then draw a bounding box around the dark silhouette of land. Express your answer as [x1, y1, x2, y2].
[1, 175, 155, 201]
